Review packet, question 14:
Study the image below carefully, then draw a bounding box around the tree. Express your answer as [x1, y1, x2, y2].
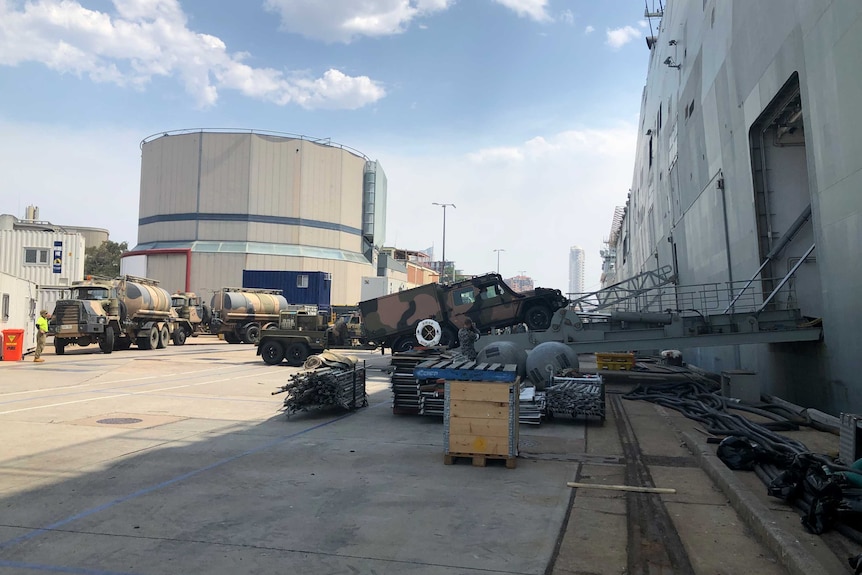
[84, 240, 128, 277]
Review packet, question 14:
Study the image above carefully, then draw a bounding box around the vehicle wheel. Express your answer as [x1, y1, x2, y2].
[440, 326, 457, 348]
[525, 305, 552, 331]
[172, 328, 187, 346]
[99, 326, 115, 354]
[393, 336, 417, 353]
[114, 337, 132, 350]
[284, 342, 309, 366]
[225, 332, 241, 344]
[139, 326, 159, 350]
[158, 325, 170, 349]
[260, 341, 285, 365]
[54, 338, 66, 355]
[263, 322, 278, 330]
[243, 324, 262, 345]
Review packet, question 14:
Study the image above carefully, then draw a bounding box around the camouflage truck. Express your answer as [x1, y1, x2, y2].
[358, 273, 570, 352]
[50, 275, 192, 354]
[209, 287, 289, 344]
[256, 310, 377, 366]
[170, 292, 212, 343]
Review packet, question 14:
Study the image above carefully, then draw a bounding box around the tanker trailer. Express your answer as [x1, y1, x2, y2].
[51, 275, 177, 355]
[209, 287, 288, 344]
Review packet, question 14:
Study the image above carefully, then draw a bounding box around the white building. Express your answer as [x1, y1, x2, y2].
[0, 211, 89, 313]
[568, 246, 585, 296]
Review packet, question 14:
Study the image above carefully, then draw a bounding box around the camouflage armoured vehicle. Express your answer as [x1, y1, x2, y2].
[209, 287, 289, 344]
[170, 292, 212, 344]
[50, 275, 192, 354]
[359, 273, 569, 352]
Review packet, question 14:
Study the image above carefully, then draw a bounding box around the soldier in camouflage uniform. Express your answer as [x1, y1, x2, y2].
[457, 317, 480, 361]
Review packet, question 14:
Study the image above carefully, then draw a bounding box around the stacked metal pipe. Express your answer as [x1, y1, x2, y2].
[545, 377, 605, 420]
[273, 365, 367, 415]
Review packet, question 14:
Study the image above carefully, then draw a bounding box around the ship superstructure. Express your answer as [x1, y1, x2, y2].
[607, 0, 862, 413]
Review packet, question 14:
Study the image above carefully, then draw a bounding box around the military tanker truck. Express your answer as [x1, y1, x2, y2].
[50, 275, 192, 354]
[170, 292, 212, 343]
[359, 273, 570, 352]
[209, 287, 289, 344]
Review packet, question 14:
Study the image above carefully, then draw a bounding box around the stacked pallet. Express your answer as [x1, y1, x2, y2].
[389, 350, 444, 414]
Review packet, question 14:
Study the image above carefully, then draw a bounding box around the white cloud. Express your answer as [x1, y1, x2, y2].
[373, 124, 637, 292]
[263, 0, 453, 43]
[606, 25, 640, 50]
[491, 0, 551, 22]
[559, 10, 574, 26]
[0, 0, 385, 109]
[584, 25, 595, 34]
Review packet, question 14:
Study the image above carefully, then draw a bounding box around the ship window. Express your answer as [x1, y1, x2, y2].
[2, 294, 8, 321]
[297, 274, 309, 288]
[24, 248, 49, 265]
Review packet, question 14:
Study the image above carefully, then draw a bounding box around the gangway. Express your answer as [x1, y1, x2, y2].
[481, 274, 822, 354]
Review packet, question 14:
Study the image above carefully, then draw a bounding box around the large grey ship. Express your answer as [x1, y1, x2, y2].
[603, 0, 862, 414]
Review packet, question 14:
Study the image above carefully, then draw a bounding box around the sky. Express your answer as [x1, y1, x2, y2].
[0, 0, 656, 295]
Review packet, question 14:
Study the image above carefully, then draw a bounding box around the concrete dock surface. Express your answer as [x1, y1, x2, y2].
[0, 339, 855, 574]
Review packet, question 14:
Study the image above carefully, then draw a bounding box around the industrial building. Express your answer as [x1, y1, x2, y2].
[122, 130, 389, 306]
[0, 207, 93, 313]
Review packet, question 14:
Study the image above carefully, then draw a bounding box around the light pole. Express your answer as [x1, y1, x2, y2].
[432, 202, 455, 283]
[493, 249, 505, 275]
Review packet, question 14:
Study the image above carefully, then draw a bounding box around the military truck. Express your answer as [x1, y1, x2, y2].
[256, 310, 377, 366]
[170, 292, 211, 343]
[209, 287, 289, 344]
[358, 273, 570, 352]
[50, 275, 192, 354]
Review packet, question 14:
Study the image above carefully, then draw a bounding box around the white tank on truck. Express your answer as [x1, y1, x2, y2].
[209, 287, 289, 344]
[51, 275, 190, 354]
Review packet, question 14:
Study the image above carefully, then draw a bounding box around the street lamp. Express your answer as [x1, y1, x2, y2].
[432, 202, 456, 283]
[493, 249, 505, 275]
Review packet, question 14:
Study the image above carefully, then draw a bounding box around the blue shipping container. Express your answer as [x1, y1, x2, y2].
[242, 270, 331, 315]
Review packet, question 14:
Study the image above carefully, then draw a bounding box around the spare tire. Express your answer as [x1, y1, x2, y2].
[415, 319, 442, 346]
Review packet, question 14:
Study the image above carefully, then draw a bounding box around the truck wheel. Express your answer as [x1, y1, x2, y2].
[172, 328, 187, 346]
[393, 336, 417, 353]
[54, 339, 66, 355]
[225, 332, 241, 344]
[99, 327, 115, 354]
[285, 342, 309, 366]
[114, 337, 132, 351]
[157, 325, 170, 349]
[260, 341, 285, 365]
[243, 324, 262, 344]
[525, 305, 552, 331]
[139, 326, 159, 350]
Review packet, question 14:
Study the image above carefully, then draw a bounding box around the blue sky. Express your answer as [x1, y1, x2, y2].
[0, 0, 655, 294]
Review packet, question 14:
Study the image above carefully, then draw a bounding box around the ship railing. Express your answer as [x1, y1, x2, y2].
[569, 276, 800, 319]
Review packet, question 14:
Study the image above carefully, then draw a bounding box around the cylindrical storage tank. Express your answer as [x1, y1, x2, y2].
[123, 282, 172, 317]
[525, 342, 579, 389]
[477, 341, 528, 378]
[217, 291, 288, 317]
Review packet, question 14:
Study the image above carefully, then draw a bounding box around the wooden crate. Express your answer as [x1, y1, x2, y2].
[596, 352, 635, 371]
[444, 378, 519, 467]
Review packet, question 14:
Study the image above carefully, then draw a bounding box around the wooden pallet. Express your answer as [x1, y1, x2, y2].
[444, 452, 517, 469]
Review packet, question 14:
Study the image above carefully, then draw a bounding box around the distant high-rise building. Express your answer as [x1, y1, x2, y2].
[506, 274, 534, 293]
[568, 246, 585, 296]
